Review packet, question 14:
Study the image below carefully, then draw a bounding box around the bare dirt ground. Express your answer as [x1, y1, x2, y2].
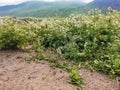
[0, 50, 119, 90]
[79, 69, 120, 90]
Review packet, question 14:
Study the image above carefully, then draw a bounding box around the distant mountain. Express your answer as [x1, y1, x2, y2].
[1, 0, 120, 17]
[0, 1, 85, 17]
[84, 0, 120, 11]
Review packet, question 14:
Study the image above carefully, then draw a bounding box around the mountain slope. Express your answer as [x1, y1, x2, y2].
[0, 1, 85, 17]
[85, 0, 120, 11]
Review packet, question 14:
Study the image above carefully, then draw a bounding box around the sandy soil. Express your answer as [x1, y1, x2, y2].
[0, 50, 119, 90]
[79, 69, 120, 90]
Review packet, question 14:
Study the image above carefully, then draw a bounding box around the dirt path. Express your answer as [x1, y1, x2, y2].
[0, 50, 119, 90]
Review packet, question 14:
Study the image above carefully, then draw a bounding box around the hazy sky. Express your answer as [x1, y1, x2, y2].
[0, 0, 94, 6]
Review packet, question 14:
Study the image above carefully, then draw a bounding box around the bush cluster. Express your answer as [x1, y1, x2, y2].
[0, 10, 119, 76]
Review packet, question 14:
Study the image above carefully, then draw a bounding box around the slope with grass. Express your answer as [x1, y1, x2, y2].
[88, 0, 120, 10]
[1, 0, 120, 17]
[0, 1, 85, 17]
[82, 0, 120, 13]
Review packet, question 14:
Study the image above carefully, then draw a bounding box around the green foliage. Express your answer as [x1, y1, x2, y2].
[69, 70, 84, 90]
[42, 30, 68, 49]
[112, 58, 120, 75]
[69, 70, 82, 85]
[0, 10, 120, 77]
[75, 87, 84, 90]
[93, 54, 120, 76]
[63, 42, 80, 60]
[35, 19, 69, 49]
[0, 17, 35, 50]
[68, 70, 83, 85]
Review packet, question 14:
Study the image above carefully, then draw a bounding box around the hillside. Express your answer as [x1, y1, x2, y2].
[0, 1, 85, 17]
[83, 0, 120, 12]
[0, 0, 120, 17]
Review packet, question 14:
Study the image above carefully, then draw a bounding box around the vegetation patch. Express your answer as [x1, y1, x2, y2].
[0, 10, 120, 78]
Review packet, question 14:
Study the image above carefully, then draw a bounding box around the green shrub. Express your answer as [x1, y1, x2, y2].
[42, 32, 68, 49]
[0, 18, 30, 49]
[63, 42, 80, 60]
[68, 70, 83, 85]
[0, 28, 29, 49]
[0, 11, 120, 77]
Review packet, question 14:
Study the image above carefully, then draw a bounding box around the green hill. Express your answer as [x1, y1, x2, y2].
[0, 1, 85, 17]
[1, 0, 120, 17]
[82, 0, 120, 12]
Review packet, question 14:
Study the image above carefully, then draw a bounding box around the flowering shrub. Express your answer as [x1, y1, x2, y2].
[0, 10, 119, 76]
[0, 17, 34, 49]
